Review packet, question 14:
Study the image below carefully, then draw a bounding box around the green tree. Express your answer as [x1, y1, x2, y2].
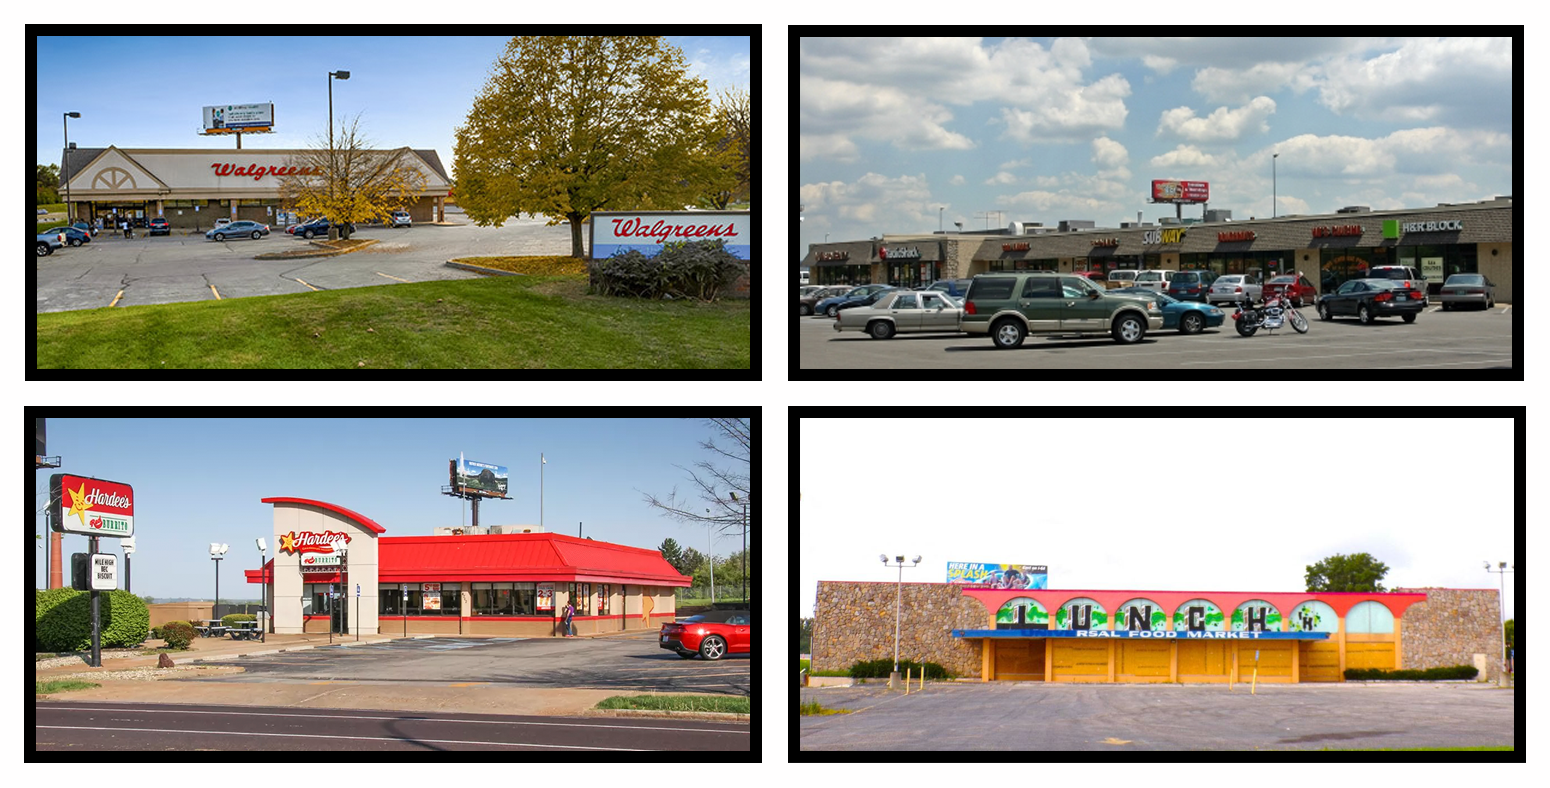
[658, 538, 691, 575]
[454, 36, 720, 258]
[276, 115, 427, 241]
[800, 617, 813, 653]
[1305, 552, 1390, 592]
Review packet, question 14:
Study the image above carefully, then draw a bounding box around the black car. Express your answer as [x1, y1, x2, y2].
[1316, 278, 1424, 324]
[148, 217, 170, 236]
[294, 218, 356, 239]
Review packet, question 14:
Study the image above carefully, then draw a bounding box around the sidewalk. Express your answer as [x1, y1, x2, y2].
[34, 631, 422, 680]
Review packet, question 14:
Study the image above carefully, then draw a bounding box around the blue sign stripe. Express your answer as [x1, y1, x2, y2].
[951, 629, 1329, 640]
[593, 243, 751, 260]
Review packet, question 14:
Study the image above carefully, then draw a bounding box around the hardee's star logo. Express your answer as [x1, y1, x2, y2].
[66, 481, 95, 527]
[279, 531, 298, 554]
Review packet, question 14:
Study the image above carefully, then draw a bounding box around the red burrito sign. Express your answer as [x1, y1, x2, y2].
[49, 474, 134, 538]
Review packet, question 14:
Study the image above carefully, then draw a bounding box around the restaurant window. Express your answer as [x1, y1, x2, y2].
[472, 582, 496, 615]
[410, 583, 458, 616]
[305, 582, 335, 615]
[512, 582, 536, 616]
[379, 588, 402, 616]
[570, 583, 593, 616]
[598, 585, 611, 615]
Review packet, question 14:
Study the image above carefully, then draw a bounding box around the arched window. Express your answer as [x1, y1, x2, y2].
[1172, 598, 1224, 631]
[1115, 598, 1167, 631]
[1346, 600, 1395, 634]
[1287, 600, 1339, 633]
[1053, 597, 1108, 630]
[996, 597, 1048, 630]
[1232, 600, 1282, 632]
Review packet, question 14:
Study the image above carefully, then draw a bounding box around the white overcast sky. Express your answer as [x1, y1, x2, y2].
[797, 417, 1518, 622]
[798, 37, 1513, 250]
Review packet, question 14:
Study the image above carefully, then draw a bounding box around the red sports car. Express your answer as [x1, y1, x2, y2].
[659, 609, 751, 660]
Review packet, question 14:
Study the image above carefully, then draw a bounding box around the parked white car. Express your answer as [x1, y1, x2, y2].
[1207, 274, 1263, 305]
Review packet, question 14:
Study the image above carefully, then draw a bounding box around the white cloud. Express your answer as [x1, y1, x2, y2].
[799, 74, 975, 160]
[800, 173, 938, 233]
[1158, 96, 1277, 142]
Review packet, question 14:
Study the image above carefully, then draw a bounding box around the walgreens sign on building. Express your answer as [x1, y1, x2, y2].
[589, 210, 750, 260]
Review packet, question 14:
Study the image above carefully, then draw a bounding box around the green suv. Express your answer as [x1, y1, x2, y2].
[962, 272, 1164, 348]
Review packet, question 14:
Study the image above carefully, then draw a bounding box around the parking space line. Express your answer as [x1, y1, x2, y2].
[376, 271, 410, 282]
[209, 284, 222, 300]
[109, 290, 124, 308]
[293, 278, 320, 291]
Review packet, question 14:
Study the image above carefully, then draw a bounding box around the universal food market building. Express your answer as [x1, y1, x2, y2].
[812, 582, 1508, 683]
[801, 196, 1515, 302]
[58, 146, 452, 229]
[246, 497, 691, 637]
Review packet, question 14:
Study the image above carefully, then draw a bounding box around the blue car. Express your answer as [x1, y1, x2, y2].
[813, 284, 895, 317]
[1112, 287, 1224, 334]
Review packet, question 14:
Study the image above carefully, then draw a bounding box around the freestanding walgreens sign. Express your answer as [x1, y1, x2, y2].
[589, 210, 750, 260]
[49, 474, 135, 538]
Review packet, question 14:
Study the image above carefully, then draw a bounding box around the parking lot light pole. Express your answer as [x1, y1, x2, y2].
[210, 543, 228, 624]
[63, 112, 80, 222]
[256, 538, 268, 643]
[1485, 561, 1513, 686]
[881, 554, 921, 688]
[327, 70, 350, 240]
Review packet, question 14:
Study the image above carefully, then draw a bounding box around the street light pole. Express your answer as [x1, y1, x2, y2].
[210, 543, 229, 624]
[1272, 152, 1279, 219]
[62, 112, 81, 223]
[730, 491, 746, 604]
[256, 538, 268, 644]
[1485, 561, 1513, 686]
[327, 70, 350, 240]
[880, 554, 921, 688]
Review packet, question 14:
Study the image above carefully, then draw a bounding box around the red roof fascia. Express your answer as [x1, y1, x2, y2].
[378, 533, 692, 587]
[260, 497, 387, 534]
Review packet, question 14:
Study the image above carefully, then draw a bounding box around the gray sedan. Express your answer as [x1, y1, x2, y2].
[833, 290, 962, 339]
[205, 220, 271, 241]
[1438, 274, 1496, 310]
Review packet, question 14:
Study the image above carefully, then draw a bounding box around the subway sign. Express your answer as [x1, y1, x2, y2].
[49, 474, 135, 538]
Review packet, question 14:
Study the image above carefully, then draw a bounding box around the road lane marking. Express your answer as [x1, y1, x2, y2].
[39, 706, 748, 734]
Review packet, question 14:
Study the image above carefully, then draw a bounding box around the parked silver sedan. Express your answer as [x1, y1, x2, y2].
[1438, 274, 1496, 310]
[833, 290, 962, 339]
[1207, 274, 1262, 306]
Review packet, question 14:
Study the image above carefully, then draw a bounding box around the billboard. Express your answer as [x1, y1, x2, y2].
[589, 210, 750, 260]
[947, 562, 1047, 589]
[202, 103, 275, 134]
[452, 454, 509, 498]
[1152, 180, 1210, 204]
[49, 474, 134, 538]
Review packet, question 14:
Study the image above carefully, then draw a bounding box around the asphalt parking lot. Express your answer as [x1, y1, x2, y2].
[798, 681, 1514, 751]
[34, 210, 571, 313]
[797, 303, 1514, 369]
[191, 632, 750, 696]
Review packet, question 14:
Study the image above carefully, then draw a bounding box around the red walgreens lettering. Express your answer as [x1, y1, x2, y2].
[211, 163, 318, 180]
[610, 217, 739, 244]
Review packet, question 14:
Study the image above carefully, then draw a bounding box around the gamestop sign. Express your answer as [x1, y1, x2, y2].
[49, 474, 135, 538]
[589, 211, 750, 260]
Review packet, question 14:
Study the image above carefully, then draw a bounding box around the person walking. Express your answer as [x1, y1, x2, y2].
[563, 601, 575, 637]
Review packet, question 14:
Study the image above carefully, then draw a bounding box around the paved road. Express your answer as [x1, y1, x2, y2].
[35, 211, 573, 313]
[798, 304, 1514, 369]
[194, 633, 750, 696]
[37, 701, 750, 751]
[799, 682, 1514, 751]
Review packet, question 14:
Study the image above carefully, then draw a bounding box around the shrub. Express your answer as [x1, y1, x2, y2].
[160, 622, 196, 650]
[847, 658, 952, 681]
[588, 239, 745, 301]
[1344, 665, 1479, 681]
[220, 613, 256, 628]
[34, 589, 150, 652]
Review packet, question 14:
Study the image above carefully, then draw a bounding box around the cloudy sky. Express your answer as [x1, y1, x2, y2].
[796, 417, 1519, 622]
[798, 37, 1513, 253]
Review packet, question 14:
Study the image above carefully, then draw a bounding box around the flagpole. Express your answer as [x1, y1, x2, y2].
[541, 453, 546, 529]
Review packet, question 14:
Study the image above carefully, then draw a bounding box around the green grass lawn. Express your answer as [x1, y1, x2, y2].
[35, 275, 750, 369]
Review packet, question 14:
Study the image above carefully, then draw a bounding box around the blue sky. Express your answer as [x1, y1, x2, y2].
[36, 35, 750, 176]
[33, 418, 749, 599]
[799, 37, 1513, 251]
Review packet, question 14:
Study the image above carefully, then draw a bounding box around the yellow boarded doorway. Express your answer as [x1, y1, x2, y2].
[1299, 640, 1341, 681]
[1177, 640, 1231, 682]
[992, 639, 1046, 680]
[1051, 639, 1109, 682]
[1234, 641, 1295, 681]
[1115, 639, 1171, 682]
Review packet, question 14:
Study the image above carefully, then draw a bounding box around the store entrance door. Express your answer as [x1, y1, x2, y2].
[993, 639, 1046, 681]
[331, 594, 348, 634]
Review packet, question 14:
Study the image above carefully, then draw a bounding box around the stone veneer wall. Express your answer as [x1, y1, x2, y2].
[812, 582, 988, 678]
[1395, 587, 1505, 682]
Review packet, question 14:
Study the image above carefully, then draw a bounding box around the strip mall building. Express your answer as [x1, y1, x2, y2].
[801, 196, 1515, 302]
[59, 146, 452, 229]
[812, 582, 1507, 683]
[246, 498, 690, 637]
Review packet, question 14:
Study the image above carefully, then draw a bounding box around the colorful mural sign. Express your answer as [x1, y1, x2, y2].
[1172, 599, 1225, 631]
[948, 562, 1048, 588]
[996, 597, 1049, 629]
[1054, 597, 1109, 630]
[1287, 600, 1339, 633]
[1116, 598, 1169, 631]
[1231, 600, 1283, 632]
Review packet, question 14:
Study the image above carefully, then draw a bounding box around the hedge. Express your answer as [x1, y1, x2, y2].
[848, 658, 953, 680]
[588, 239, 745, 301]
[34, 589, 150, 652]
[1344, 665, 1479, 681]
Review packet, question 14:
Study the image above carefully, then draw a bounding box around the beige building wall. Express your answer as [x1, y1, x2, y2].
[270, 502, 379, 636]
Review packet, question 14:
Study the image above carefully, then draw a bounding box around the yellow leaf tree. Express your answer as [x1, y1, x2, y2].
[276, 115, 428, 241]
[454, 36, 727, 258]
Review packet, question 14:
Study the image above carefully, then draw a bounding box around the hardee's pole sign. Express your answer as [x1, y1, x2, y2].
[49, 474, 135, 538]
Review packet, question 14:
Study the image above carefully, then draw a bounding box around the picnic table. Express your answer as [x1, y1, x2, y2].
[194, 619, 228, 638]
[227, 622, 262, 641]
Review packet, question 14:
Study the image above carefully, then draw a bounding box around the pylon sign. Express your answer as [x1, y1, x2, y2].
[50, 474, 134, 537]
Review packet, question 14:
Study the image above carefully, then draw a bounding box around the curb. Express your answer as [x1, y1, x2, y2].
[444, 261, 526, 277]
[586, 709, 749, 722]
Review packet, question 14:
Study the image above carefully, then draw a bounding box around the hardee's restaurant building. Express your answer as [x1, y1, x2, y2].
[59, 146, 452, 229]
[247, 498, 690, 637]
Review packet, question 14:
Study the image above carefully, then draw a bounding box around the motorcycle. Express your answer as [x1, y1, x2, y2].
[1234, 293, 1308, 336]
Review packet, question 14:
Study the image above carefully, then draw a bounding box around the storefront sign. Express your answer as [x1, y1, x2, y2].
[1402, 220, 1463, 232]
[49, 474, 135, 538]
[1312, 225, 1363, 238]
[1089, 238, 1119, 248]
[951, 628, 1330, 640]
[1143, 228, 1187, 244]
[210, 163, 323, 181]
[879, 246, 921, 259]
[816, 250, 849, 262]
[279, 530, 353, 554]
[589, 210, 750, 260]
[1003, 242, 1031, 251]
[1217, 230, 1256, 242]
[301, 554, 341, 571]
